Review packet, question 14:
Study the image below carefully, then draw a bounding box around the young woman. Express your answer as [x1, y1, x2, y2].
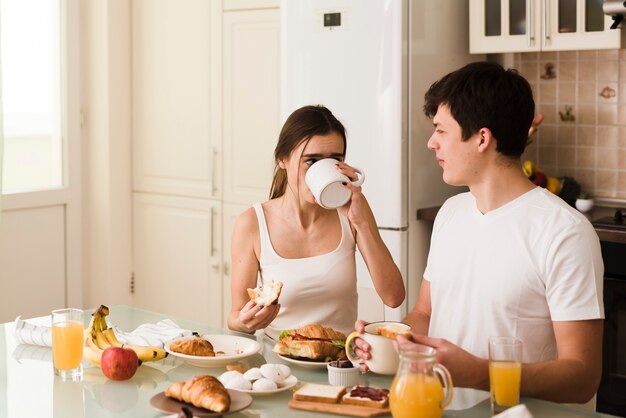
[227, 105, 405, 339]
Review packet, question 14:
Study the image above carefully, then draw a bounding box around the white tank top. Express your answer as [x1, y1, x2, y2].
[253, 203, 358, 340]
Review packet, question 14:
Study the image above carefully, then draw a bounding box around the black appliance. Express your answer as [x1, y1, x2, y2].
[593, 209, 626, 417]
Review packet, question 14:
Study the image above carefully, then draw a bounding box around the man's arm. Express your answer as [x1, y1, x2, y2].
[402, 279, 432, 335]
[521, 319, 603, 403]
[411, 319, 603, 404]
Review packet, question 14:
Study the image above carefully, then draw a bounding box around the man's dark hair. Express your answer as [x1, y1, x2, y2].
[423, 61, 535, 158]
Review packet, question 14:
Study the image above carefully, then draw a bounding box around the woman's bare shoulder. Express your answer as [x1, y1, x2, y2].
[234, 207, 259, 233]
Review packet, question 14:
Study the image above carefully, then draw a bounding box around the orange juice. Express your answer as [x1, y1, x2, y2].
[489, 361, 521, 407]
[390, 372, 445, 418]
[52, 321, 84, 370]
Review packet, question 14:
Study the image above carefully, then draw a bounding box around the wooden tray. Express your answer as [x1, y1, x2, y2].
[288, 399, 391, 417]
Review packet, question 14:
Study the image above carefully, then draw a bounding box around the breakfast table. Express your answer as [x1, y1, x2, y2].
[0, 305, 618, 418]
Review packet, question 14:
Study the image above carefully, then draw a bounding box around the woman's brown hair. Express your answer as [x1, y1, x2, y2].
[269, 105, 347, 199]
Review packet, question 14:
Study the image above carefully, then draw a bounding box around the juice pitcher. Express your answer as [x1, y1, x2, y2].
[389, 345, 453, 418]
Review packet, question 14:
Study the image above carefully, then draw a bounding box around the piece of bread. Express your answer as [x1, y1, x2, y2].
[342, 386, 390, 408]
[170, 337, 215, 357]
[247, 279, 283, 306]
[293, 383, 346, 404]
[165, 375, 231, 413]
[273, 324, 346, 361]
[376, 323, 411, 340]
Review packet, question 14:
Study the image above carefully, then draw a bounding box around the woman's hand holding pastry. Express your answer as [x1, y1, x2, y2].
[238, 300, 280, 333]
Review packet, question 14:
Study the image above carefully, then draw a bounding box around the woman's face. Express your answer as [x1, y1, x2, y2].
[281, 132, 345, 205]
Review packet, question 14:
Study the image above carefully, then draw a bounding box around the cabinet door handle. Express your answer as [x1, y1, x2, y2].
[210, 207, 217, 256]
[212, 147, 219, 195]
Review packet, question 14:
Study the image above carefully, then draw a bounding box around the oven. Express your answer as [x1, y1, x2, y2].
[593, 210, 626, 417]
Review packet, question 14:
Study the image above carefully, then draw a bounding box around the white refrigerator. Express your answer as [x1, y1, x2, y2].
[281, 0, 480, 321]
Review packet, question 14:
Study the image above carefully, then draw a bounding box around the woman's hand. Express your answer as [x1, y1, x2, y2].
[236, 301, 280, 333]
[335, 162, 372, 227]
[528, 114, 544, 138]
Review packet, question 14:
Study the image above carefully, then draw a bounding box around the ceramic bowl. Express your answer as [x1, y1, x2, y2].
[327, 363, 359, 387]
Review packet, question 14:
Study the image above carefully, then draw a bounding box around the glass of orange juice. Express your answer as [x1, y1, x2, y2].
[488, 336, 522, 415]
[389, 345, 453, 418]
[52, 308, 84, 381]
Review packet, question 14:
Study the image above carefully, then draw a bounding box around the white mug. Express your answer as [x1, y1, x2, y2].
[305, 158, 364, 209]
[345, 321, 411, 375]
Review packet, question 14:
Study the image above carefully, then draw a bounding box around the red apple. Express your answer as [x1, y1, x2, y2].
[531, 171, 548, 188]
[101, 346, 139, 381]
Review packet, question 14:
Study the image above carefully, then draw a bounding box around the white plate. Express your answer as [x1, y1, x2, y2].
[233, 374, 298, 396]
[277, 354, 330, 369]
[165, 335, 261, 368]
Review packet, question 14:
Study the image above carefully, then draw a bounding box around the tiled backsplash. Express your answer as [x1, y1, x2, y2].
[514, 49, 626, 199]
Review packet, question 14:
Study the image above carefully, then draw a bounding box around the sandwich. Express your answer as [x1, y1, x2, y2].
[247, 279, 283, 307]
[273, 323, 347, 361]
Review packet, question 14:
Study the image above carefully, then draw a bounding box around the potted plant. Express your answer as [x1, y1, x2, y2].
[575, 191, 594, 213]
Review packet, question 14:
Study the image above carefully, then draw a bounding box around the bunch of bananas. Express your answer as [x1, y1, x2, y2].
[83, 305, 168, 367]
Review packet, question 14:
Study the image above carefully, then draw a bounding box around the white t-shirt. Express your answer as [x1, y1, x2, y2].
[424, 187, 604, 363]
[253, 203, 358, 340]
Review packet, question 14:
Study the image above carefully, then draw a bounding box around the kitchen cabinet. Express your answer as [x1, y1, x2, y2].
[222, 7, 280, 206]
[469, 0, 622, 53]
[131, 1, 278, 324]
[132, 193, 223, 326]
[132, 0, 221, 200]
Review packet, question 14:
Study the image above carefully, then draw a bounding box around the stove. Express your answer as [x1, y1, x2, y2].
[592, 208, 626, 230]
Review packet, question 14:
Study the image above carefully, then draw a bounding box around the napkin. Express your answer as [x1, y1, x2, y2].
[13, 316, 53, 346]
[111, 318, 192, 347]
[493, 404, 534, 418]
[13, 315, 192, 348]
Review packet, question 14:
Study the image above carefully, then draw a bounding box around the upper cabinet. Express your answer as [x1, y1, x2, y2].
[470, 0, 623, 53]
[132, 0, 221, 199]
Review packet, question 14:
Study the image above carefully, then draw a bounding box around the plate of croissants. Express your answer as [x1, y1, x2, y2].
[151, 374, 252, 416]
[165, 334, 261, 367]
[272, 323, 347, 369]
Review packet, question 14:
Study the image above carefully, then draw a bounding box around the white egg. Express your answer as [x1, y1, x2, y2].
[276, 364, 291, 377]
[252, 378, 278, 391]
[243, 367, 263, 382]
[225, 376, 252, 390]
[260, 363, 286, 384]
[218, 370, 243, 385]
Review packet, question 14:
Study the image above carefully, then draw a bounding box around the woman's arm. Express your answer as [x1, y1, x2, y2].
[227, 208, 279, 333]
[337, 165, 405, 307]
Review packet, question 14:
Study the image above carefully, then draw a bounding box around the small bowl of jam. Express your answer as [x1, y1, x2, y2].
[327, 359, 359, 387]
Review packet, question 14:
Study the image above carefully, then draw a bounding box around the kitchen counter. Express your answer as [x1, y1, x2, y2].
[0, 305, 619, 418]
[417, 198, 626, 243]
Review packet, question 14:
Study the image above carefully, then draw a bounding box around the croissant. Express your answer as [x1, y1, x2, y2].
[164, 375, 231, 413]
[169, 337, 215, 357]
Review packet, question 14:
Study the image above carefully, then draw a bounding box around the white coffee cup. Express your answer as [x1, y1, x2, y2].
[345, 321, 411, 375]
[305, 158, 365, 209]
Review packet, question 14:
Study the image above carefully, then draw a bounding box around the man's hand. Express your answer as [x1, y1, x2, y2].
[352, 320, 371, 372]
[409, 334, 489, 390]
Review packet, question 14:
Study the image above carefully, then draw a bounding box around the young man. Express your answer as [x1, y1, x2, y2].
[354, 61, 604, 404]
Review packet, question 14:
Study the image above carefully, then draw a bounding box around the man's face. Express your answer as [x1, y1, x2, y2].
[426, 105, 479, 187]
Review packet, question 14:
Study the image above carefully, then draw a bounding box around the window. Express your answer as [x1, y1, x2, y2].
[1, 0, 62, 194]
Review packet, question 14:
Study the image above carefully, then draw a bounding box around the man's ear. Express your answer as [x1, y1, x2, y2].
[477, 128, 494, 152]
